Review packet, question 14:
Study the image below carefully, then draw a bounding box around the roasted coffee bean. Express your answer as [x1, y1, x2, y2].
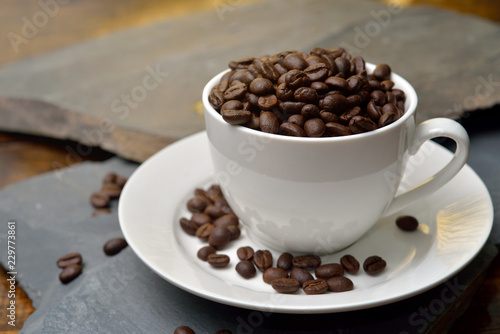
[363, 256, 387, 275]
[381, 103, 399, 115]
[191, 213, 212, 227]
[209, 88, 225, 110]
[392, 88, 406, 102]
[280, 122, 306, 137]
[290, 268, 314, 285]
[378, 112, 397, 127]
[204, 205, 225, 219]
[339, 106, 362, 124]
[351, 56, 365, 74]
[259, 111, 280, 134]
[59, 264, 83, 284]
[221, 109, 252, 125]
[304, 62, 329, 82]
[258, 95, 278, 111]
[324, 76, 349, 91]
[305, 55, 323, 66]
[103, 172, 117, 184]
[263, 267, 289, 284]
[103, 238, 128, 256]
[223, 82, 247, 101]
[386, 91, 397, 105]
[196, 223, 214, 241]
[245, 114, 261, 130]
[229, 57, 255, 70]
[340, 254, 360, 274]
[276, 83, 293, 101]
[277, 252, 294, 271]
[90, 191, 110, 208]
[292, 255, 321, 270]
[373, 64, 391, 81]
[254, 250, 273, 272]
[57, 252, 82, 268]
[92, 208, 111, 216]
[284, 70, 310, 89]
[227, 225, 241, 240]
[320, 94, 349, 114]
[237, 246, 255, 261]
[288, 114, 305, 127]
[294, 87, 318, 104]
[335, 57, 351, 76]
[320, 110, 339, 123]
[315, 263, 344, 279]
[325, 122, 352, 136]
[371, 90, 387, 106]
[346, 94, 362, 107]
[197, 245, 216, 261]
[280, 101, 306, 115]
[304, 118, 325, 137]
[207, 253, 230, 268]
[187, 196, 210, 213]
[366, 101, 381, 121]
[174, 325, 195, 334]
[381, 80, 395, 91]
[302, 279, 328, 295]
[274, 62, 288, 75]
[282, 53, 308, 70]
[349, 116, 377, 134]
[208, 227, 231, 250]
[220, 100, 244, 112]
[396, 215, 419, 231]
[271, 278, 300, 294]
[249, 78, 274, 95]
[301, 104, 320, 119]
[180, 217, 197, 235]
[231, 69, 255, 85]
[253, 59, 280, 81]
[310, 81, 329, 94]
[346, 76, 362, 93]
[327, 276, 354, 292]
[213, 214, 238, 228]
[236, 260, 256, 278]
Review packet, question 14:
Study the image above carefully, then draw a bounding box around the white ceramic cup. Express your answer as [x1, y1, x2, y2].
[203, 63, 470, 254]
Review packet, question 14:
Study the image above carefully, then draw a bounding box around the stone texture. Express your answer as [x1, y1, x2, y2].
[0, 0, 498, 162]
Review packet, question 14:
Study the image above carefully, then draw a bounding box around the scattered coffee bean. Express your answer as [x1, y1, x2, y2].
[213, 214, 239, 228]
[254, 250, 273, 272]
[227, 225, 241, 240]
[396, 215, 419, 231]
[277, 252, 293, 271]
[363, 256, 387, 275]
[315, 263, 344, 279]
[237, 246, 255, 261]
[103, 238, 128, 256]
[92, 208, 111, 216]
[59, 264, 82, 284]
[340, 254, 360, 274]
[236, 260, 256, 278]
[292, 254, 321, 271]
[190, 213, 212, 227]
[208, 227, 231, 250]
[196, 223, 214, 241]
[327, 276, 354, 292]
[90, 191, 110, 208]
[101, 183, 122, 199]
[263, 267, 288, 284]
[90, 172, 127, 212]
[57, 252, 82, 269]
[290, 268, 314, 285]
[302, 279, 328, 295]
[174, 326, 195, 334]
[197, 246, 216, 261]
[180, 217, 198, 236]
[207, 254, 230, 268]
[271, 278, 301, 294]
[187, 196, 210, 213]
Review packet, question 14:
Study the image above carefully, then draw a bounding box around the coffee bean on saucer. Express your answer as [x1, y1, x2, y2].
[197, 246, 216, 261]
[59, 264, 82, 284]
[204, 205, 225, 219]
[396, 215, 419, 231]
[207, 254, 230, 268]
[213, 214, 239, 228]
[227, 225, 241, 240]
[315, 263, 344, 279]
[340, 254, 360, 274]
[180, 217, 197, 235]
[174, 326, 195, 334]
[187, 196, 210, 213]
[237, 246, 254, 261]
[236, 260, 256, 278]
[290, 268, 314, 285]
[208, 227, 231, 250]
[254, 250, 273, 272]
[271, 278, 300, 294]
[190, 213, 212, 227]
[327, 276, 354, 292]
[302, 279, 328, 295]
[57, 252, 82, 268]
[103, 238, 128, 256]
[363, 256, 387, 275]
[263, 267, 288, 284]
[292, 254, 321, 271]
[277, 252, 293, 271]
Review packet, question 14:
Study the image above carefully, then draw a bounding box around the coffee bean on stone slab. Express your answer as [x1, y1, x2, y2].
[263, 267, 288, 284]
[290, 268, 314, 285]
[207, 254, 230, 268]
[277, 252, 293, 271]
[315, 263, 344, 279]
[180, 217, 198, 235]
[103, 238, 128, 256]
[340, 254, 360, 274]
[363, 256, 387, 275]
[253, 250, 273, 272]
[90, 191, 110, 208]
[396, 215, 419, 231]
[271, 278, 301, 294]
[236, 260, 256, 278]
[302, 279, 328, 295]
[57, 252, 82, 268]
[103, 172, 117, 184]
[101, 183, 122, 199]
[92, 208, 111, 216]
[174, 326, 195, 334]
[208, 227, 231, 250]
[292, 254, 321, 271]
[237, 246, 255, 261]
[197, 245, 216, 261]
[59, 264, 83, 284]
[327, 276, 354, 292]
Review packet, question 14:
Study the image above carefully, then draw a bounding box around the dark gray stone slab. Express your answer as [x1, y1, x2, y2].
[0, 0, 498, 162]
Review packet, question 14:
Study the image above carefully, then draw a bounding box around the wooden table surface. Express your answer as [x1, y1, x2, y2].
[0, 1, 499, 333]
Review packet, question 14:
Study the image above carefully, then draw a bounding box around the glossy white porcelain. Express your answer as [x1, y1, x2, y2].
[203, 64, 470, 253]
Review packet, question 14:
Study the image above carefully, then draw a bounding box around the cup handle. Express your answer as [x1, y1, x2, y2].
[384, 117, 470, 216]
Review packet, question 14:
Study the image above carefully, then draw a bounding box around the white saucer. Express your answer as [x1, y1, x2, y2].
[118, 131, 493, 314]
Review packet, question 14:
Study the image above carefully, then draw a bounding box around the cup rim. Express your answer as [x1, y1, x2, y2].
[203, 62, 418, 142]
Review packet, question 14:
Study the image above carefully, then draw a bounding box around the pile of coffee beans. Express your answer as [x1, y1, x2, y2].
[208, 47, 406, 137]
[179, 184, 241, 268]
[90, 172, 128, 215]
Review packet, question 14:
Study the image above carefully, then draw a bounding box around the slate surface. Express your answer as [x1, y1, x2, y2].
[0, 0, 499, 162]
